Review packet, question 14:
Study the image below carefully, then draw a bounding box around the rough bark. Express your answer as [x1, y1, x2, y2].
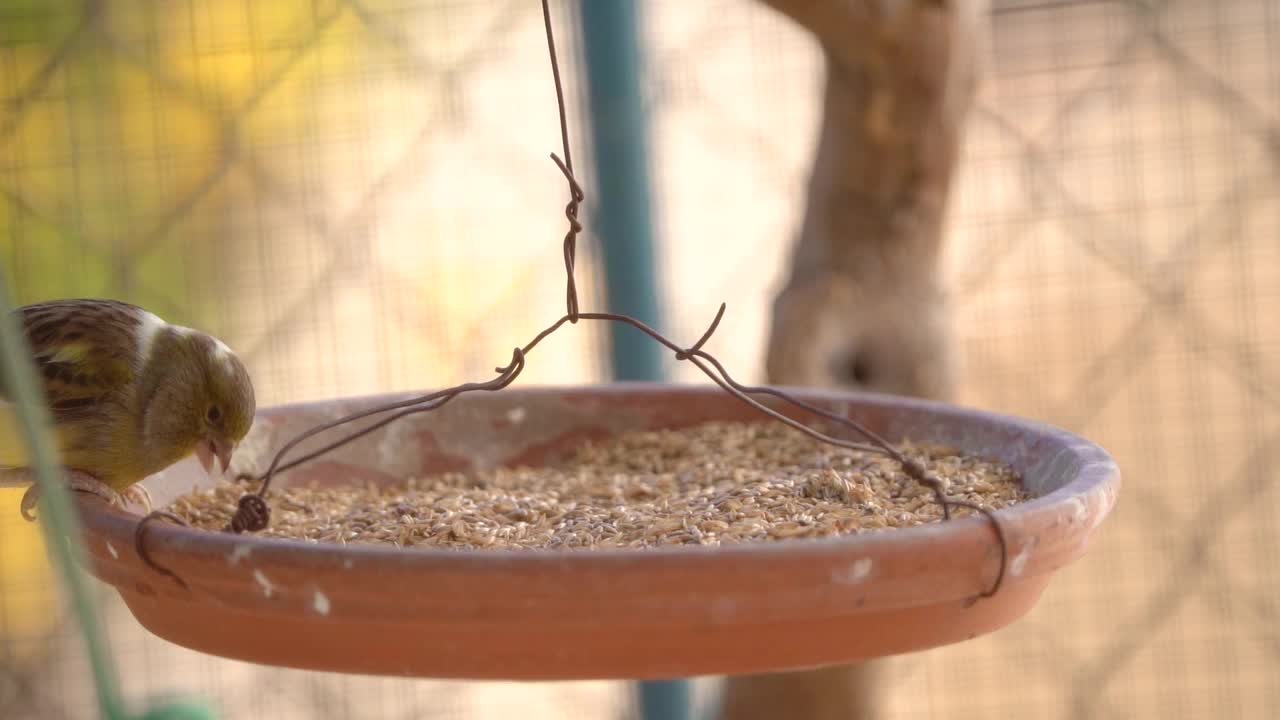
[718, 1, 987, 719]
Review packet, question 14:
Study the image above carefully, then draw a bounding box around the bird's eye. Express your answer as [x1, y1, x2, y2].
[207, 406, 222, 423]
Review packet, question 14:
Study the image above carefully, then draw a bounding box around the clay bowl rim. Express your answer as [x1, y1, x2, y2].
[83, 383, 1118, 574]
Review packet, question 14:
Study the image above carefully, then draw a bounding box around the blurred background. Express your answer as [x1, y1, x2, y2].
[1, 0, 1277, 718]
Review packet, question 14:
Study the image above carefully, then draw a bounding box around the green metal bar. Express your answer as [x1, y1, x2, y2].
[576, 2, 689, 719]
[0, 272, 127, 719]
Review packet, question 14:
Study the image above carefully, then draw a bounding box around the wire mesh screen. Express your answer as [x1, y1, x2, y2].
[1, 1, 622, 718]
[2, 0, 1278, 719]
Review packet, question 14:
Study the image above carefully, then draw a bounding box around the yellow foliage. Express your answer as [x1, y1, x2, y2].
[0, 0, 363, 661]
[0, 488, 58, 661]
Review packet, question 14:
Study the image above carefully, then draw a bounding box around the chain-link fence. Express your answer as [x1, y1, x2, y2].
[3, 0, 1278, 718]
[938, 2, 1278, 717]
[650, 1, 1279, 717]
[2, 2, 621, 717]
[654, 1, 1280, 717]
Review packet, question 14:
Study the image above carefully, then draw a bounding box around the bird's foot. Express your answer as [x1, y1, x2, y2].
[19, 471, 129, 521]
[65, 470, 125, 506]
[121, 484, 153, 514]
[20, 484, 40, 521]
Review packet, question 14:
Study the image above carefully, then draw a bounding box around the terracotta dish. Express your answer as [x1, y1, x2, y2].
[76, 384, 1119, 680]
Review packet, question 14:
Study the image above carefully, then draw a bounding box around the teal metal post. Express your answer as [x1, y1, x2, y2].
[577, 2, 689, 719]
[578, 0, 666, 383]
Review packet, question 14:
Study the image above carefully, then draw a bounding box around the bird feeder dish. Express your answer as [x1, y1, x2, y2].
[75, 384, 1118, 680]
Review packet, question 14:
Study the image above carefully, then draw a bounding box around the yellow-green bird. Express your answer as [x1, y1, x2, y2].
[0, 299, 256, 519]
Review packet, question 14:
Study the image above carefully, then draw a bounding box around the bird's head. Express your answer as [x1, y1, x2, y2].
[143, 328, 256, 476]
[194, 339, 256, 474]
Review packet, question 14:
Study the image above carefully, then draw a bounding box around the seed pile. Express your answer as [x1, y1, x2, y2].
[172, 421, 1027, 550]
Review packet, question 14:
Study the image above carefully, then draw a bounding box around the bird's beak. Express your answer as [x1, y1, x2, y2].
[196, 436, 236, 475]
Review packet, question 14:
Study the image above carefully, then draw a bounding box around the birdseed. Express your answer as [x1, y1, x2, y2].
[171, 421, 1028, 550]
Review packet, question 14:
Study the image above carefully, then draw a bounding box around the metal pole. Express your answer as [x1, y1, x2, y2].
[578, 0, 666, 382]
[577, 2, 690, 719]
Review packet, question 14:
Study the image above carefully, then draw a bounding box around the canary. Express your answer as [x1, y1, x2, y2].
[0, 299, 256, 520]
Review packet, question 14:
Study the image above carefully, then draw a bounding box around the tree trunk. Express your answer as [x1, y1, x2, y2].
[718, 1, 988, 718]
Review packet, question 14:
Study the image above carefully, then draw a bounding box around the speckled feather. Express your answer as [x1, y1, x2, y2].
[0, 298, 255, 492]
[3, 299, 142, 417]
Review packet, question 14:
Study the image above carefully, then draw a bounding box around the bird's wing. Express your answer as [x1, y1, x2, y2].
[0, 300, 143, 468]
[4, 300, 140, 413]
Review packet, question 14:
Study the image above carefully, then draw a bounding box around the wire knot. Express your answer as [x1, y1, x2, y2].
[227, 494, 270, 534]
[675, 303, 728, 360]
[900, 458, 929, 482]
[550, 153, 584, 323]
